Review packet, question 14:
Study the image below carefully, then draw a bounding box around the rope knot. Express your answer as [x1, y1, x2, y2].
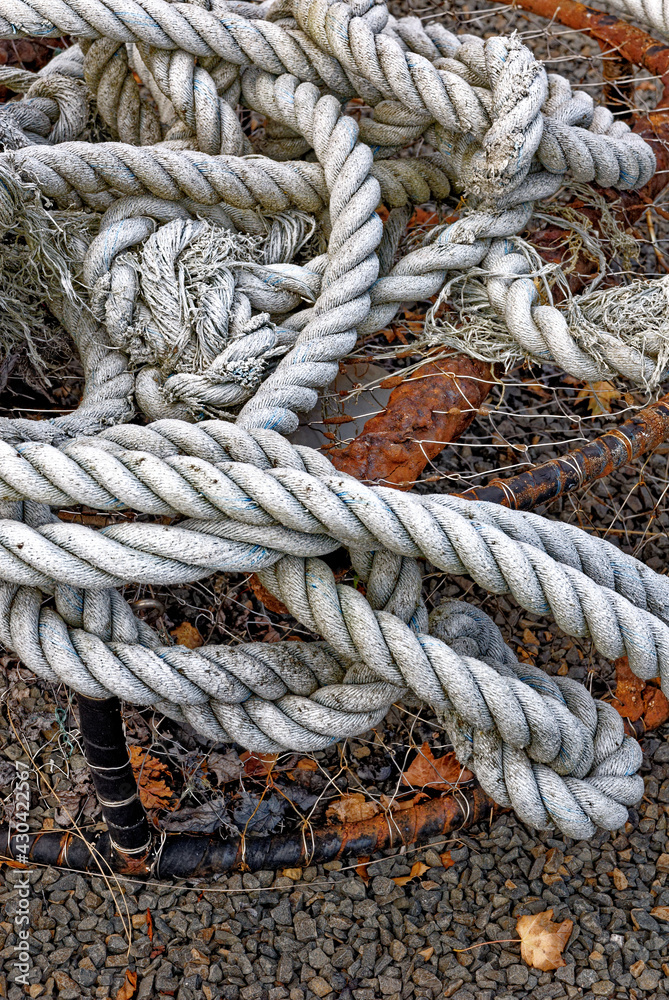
[460, 34, 547, 206]
[84, 203, 321, 418]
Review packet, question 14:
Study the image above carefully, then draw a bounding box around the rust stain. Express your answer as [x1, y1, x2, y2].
[329, 355, 494, 489]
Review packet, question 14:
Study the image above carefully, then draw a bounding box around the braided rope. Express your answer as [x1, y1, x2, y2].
[0, 0, 665, 836]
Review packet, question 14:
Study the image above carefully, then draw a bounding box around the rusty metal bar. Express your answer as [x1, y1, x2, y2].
[0, 786, 492, 878]
[458, 394, 669, 510]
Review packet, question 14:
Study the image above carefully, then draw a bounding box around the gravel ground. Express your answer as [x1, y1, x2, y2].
[2, 1, 669, 999]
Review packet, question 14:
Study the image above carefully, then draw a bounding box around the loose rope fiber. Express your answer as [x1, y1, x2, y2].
[0, 0, 664, 837]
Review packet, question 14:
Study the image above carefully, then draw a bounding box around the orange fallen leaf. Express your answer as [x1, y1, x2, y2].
[128, 746, 177, 812]
[146, 908, 153, 943]
[326, 793, 381, 824]
[612, 656, 669, 730]
[295, 758, 318, 770]
[393, 861, 429, 886]
[240, 750, 280, 778]
[170, 621, 203, 649]
[517, 909, 573, 971]
[355, 855, 371, 883]
[575, 380, 620, 415]
[401, 744, 474, 790]
[410, 207, 440, 227]
[440, 850, 454, 868]
[115, 970, 138, 1000]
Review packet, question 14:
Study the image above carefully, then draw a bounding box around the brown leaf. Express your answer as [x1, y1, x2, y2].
[517, 909, 573, 971]
[115, 970, 138, 1000]
[326, 793, 381, 824]
[240, 750, 280, 779]
[393, 861, 429, 886]
[440, 850, 454, 868]
[651, 906, 669, 922]
[129, 746, 177, 812]
[170, 622, 203, 649]
[355, 855, 371, 883]
[612, 657, 669, 729]
[248, 574, 289, 614]
[575, 380, 620, 415]
[54, 790, 82, 826]
[205, 750, 243, 785]
[287, 758, 319, 779]
[401, 744, 474, 791]
[146, 909, 153, 943]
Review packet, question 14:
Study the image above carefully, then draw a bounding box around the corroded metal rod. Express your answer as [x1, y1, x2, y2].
[459, 394, 669, 510]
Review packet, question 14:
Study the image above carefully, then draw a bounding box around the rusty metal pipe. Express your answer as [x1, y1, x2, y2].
[458, 394, 669, 509]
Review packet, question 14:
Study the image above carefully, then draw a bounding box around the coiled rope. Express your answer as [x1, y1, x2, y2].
[0, 0, 664, 837]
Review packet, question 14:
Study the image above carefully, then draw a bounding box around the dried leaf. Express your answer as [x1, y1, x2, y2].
[286, 757, 318, 781]
[612, 657, 669, 729]
[409, 207, 440, 227]
[393, 861, 429, 886]
[146, 909, 153, 943]
[161, 797, 227, 834]
[205, 750, 243, 785]
[355, 855, 371, 883]
[170, 622, 203, 649]
[129, 746, 177, 812]
[651, 906, 669, 922]
[115, 970, 138, 1000]
[575, 380, 620, 415]
[248, 574, 289, 614]
[401, 744, 474, 790]
[240, 750, 280, 779]
[54, 790, 82, 826]
[440, 850, 454, 868]
[281, 868, 302, 880]
[517, 909, 573, 971]
[326, 792, 381, 824]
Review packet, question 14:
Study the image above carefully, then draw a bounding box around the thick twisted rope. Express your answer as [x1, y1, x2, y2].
[0, 0, 659, 381]
[0, 0, 664, 840]
[429, 601, 642, 840]
[0, 508, 641, 838]
[0, 421, 668, 689]
[0, 0, 652, 189]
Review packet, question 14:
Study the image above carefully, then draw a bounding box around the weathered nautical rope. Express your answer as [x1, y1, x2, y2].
[0, 1, 661, 385]
[0, 513, 643, 838]
[0, 0, 665, 836]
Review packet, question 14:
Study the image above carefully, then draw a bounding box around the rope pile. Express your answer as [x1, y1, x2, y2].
[0, 0, 664, 839]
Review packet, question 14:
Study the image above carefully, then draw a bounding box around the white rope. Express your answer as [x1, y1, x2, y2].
[0, 0, 666, 836]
